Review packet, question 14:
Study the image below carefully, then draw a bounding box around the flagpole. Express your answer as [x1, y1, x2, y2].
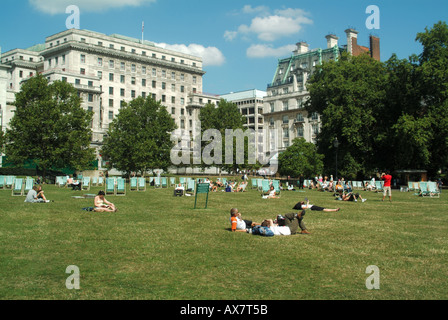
[142, 21, 144, 44]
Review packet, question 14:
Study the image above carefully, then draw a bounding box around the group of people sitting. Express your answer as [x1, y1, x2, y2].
[230, 199, 341, 236]
[205, 178, 247, 193]
[24, 185, 52, 203]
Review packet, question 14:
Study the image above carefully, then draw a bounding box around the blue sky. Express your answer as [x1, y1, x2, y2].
[1, 0, 447, 94]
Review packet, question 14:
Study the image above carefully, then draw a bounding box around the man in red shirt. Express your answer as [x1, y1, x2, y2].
[381, 172, 392, 202]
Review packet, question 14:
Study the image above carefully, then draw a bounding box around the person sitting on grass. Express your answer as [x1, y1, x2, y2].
[25, 185, 50, 203]
[230, 208, 260, 232]
[93, 190, 117, 212]
[36, 185, 52, 202]
[293, 198, 340, 212]
[261, 210, 310, 235]
[267, 186, 280, 199]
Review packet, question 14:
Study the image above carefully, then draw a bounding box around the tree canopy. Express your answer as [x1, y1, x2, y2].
[5, 74, 95, 177]
[306, 21, 448, 179]
[278, 138, 324, 178]
[101, 96, 176, 176]
[198, 99, 261, 174]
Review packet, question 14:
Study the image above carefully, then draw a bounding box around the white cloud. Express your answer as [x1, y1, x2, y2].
[155, 43, 226, 67]
[29, 0, 156, 14]
[225, 6, 312, 42]
[246, 44, 296, 59]
[241, 5, 269, 15]
[224, 31, 238, 42]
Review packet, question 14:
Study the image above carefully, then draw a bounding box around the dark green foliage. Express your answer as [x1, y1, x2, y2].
[5, 75, 95, 177]
[307, 21, 448, 178]
[278, 138, 324, 178]
[101, 96, 177, 176]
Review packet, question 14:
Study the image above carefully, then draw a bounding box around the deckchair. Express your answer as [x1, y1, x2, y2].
[56, 176, 67, 188]
[138, 177, 146, 191]
[116, 178, 126, 196]
[251, 179, 258, 189]
[419, 182, 429, 197]
[129, 177, 138, 191]
[257, 179, 263, 191]
[272, 180, 281, 195]
[5, 176, 15, 189]
[98, 177, 104, 186]
[82, 177, 91, 191]
[408, 181, 414, 191]
[0, 175, 4, 189]
[375, 181, 384, 192]
[261, 179, 270, 195]
[154, 177, 161, 188]
[413, 182, 420, 192]
[427, 182, 440, 198]
[24, 178, 35, 195]
[161, 177, 168, 188]
[105, 178, 116, 195]
[149, 177, 155, 187]
[12, 178, 24, 196]
[179, 177, 186, 188]
[170, 177, 176, 187]
[353, 181, 363, 190]
[186, 179, 196, 195]
[92, 177, 98, 186]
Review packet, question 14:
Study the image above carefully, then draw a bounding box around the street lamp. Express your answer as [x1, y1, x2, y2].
[334, 137, 339, 181]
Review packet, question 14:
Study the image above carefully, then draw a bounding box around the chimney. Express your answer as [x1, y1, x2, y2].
[293, 42, 309, 55]
[325, 34, 339, 49]
[369, 35, 380, 61]
[345, 28, 359, 55]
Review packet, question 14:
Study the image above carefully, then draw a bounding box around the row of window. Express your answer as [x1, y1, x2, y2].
[269, 99, 307, 112]
[282, 125, 319, 139]
[49, 36, 198, 68]
[269, 112, 319, 126]
[84, 55, 198, 82]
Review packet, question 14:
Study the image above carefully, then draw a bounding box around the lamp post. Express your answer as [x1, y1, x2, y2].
[334, 137, 339, 181]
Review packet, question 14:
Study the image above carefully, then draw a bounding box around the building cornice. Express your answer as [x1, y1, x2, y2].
[41, 41, 206, 76]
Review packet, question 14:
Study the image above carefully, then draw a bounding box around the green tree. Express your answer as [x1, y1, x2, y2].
[306, 53, 388, 178]
[199, 99, 260, 174]
[101, 96, 176, 176]
[5, 74, 95, 178]
[415, 21, 448, 176]
[278, 138, 324, 178]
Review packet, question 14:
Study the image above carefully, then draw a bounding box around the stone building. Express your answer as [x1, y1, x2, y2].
[0, 29, 213, 167]
[262, 29, 380, 160]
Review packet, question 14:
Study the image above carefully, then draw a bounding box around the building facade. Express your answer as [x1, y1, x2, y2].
[1, 29, 210, 166]
[263, 29, 380, 160]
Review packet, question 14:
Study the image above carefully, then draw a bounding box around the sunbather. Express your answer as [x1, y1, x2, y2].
[93, 190, 117, 212]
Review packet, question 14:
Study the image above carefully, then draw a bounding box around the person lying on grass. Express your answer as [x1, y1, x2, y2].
[293, 198, 340, 212]
[261, 210, 310, 235]
[93, 190, 117, 212]
[230, 208, 260, 232]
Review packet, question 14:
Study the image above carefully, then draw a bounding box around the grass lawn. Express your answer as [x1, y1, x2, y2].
[1, 180, 447, 300]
